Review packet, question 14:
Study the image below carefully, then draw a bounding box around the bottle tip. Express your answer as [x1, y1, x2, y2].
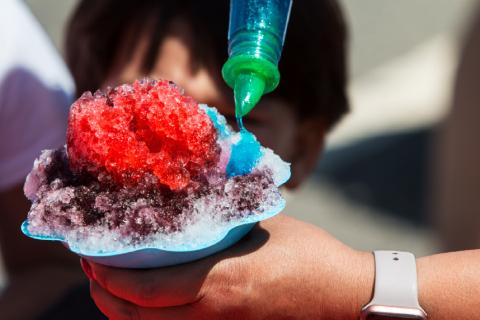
[234, 73, 266, 117]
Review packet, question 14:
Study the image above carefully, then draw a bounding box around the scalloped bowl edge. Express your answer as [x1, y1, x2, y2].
[21, 200, 284, 268]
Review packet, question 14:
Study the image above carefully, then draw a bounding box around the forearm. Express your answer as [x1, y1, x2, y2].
[83, 215, 479, 320]
[417, 250, 480, 319]
[322, 250, 375, 319]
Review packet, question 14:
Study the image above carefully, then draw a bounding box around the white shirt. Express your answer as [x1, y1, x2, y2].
[0, 0, 74, 191]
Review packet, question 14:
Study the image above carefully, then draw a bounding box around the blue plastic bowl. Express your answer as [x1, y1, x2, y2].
[21, 202, 283, 269]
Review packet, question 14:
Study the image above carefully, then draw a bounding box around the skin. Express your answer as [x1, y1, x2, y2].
[83, 22, 480, 319]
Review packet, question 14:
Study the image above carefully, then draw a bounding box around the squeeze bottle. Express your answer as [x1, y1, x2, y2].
[222, 0, 292, 118]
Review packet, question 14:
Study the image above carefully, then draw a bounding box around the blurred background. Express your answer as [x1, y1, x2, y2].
[1, 0, 480, 317]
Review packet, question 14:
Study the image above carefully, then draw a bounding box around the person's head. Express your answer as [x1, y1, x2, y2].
[65, 0, 349, 188]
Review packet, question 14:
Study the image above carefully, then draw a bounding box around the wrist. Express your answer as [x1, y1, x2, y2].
[351, 250, 375, 319]
[322, 249, 374, 319]
[416, 256, 432, 318]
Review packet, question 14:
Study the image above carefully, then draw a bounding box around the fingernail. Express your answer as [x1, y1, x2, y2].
[80, 258, 94, 280]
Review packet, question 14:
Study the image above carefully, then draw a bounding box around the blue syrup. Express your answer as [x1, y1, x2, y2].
[226, 116, 262, 177]
[202, 105, 262, 177]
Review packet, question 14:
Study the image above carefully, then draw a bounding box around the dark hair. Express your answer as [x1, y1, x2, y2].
[66, 0, 349, 129]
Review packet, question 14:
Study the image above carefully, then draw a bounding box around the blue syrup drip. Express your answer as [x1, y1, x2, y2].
[236, 115, 245, 131]
[226, 116, 262, 177]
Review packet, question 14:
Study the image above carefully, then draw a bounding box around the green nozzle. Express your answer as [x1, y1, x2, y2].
[223, 54, 280, 117]
[234, 72, 266, 117]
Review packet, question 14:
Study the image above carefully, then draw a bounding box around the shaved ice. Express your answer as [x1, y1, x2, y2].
[23, 79, 290, 254]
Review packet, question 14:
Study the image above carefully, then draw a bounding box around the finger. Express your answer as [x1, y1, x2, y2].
[87, 259, 208, 308]
[90, 280, 196, 320]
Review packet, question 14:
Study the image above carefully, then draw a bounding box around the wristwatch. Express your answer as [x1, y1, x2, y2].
[360, 250, 427, 319]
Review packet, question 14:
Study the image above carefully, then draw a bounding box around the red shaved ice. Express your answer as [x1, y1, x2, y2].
[67, 79, 219, 190]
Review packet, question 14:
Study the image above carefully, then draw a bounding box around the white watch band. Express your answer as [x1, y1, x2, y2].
[362, 250, 427, 317]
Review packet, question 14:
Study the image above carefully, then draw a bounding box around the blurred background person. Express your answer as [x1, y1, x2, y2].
[0, 0, 97, 319]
